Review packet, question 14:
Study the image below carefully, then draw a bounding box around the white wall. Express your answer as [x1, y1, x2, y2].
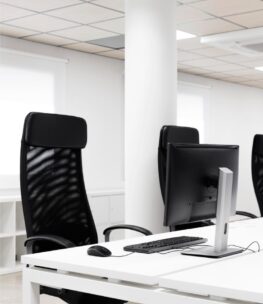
[2, 34, 261, 221]
[179, 72, 263, 217]
[0, 35, 124, 191]
[64, 47, 124, 191]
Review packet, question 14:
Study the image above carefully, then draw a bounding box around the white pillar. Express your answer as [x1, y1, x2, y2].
[125, 0, 177, 234]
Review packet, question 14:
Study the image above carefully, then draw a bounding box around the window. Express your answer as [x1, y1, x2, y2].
[0, 49, 66, 189]
[177, 82, 210, 143]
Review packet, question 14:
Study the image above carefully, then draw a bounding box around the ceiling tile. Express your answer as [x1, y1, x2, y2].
[242, 80, 263, 88]
[47, 2, 123, 24]
[52, 25, 118, 41]
[253, 80, 263, 88]
[176, 5, 212, 24]
[88, 34, 124, 49]
[217, 54, 252, 64]
[240, 59, 263, 68]
[178, 0, 206, 3]
[240, 73, 263, 81]
[177, 37, 206, 50]
[255, 79, 263, 85]
[0, 3, 33, 22]
[224, 76, 251, 83]
[201, 72, 231, 79]
[178, 50, 203, 61]
[225, 11, 263, 28]
[0, 0, 81, 12]
[222, 68, 257, 76]
[205, 63, 246, 72]
[182, 57, 225, 67]
[177, 18, 242, 36]
[191, 47, 232, 57]
[191, 0, 263, 17]
[0, 23, 37, 37]
[178, 63, 191, 69]
[179, 66, 213, 75]
[24, 33, 75, 46]
[93, 17, 124, 34]
[5, 14, 77, 32]
[91, 0, 125, 12]
[99, 49, 124, 60]
[64, 42, 111, 53]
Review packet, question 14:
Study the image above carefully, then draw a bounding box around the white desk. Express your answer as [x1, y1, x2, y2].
[160, 251, 263, 303]
[22, 218, 263, 304]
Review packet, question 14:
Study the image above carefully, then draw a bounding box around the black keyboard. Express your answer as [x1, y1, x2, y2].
[124, 236, 207, 254]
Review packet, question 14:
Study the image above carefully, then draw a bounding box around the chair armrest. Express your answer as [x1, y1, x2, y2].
[236, 211, 258, 219]
[103, 224, 153, 242]
[24, 235, 76, 253]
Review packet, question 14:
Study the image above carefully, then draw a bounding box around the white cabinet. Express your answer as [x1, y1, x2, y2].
[0, 196, 26, 275]
[89, 190, 125, 242]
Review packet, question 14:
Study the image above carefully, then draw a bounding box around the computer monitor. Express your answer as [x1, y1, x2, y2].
[164, 144, 241, 258]
[164, 144, 239, 227]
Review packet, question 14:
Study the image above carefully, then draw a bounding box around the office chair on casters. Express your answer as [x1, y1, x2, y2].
[229, 134, 260, 220]
[20, 112, 152, 304]
[158, 126, 258, 224]
[214, 134, 259, 220]
[158, 125, 213, 231]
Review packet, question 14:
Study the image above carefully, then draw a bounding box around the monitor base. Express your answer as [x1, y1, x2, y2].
[182, 246, 243, 258]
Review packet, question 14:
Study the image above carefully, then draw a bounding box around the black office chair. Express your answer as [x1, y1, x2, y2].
[250, 134, 263, 217]
[231, 134, 261, 219]
[220, 135, 259, 219]
[20, 112, 152, 304]
[158, 126, 258, 226]
[158, 125, 199, 202]
[158, 125, 213, 231]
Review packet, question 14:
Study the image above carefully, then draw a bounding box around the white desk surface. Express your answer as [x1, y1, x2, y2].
[22, 218, 263, 286]
[159, 250, 263, 303]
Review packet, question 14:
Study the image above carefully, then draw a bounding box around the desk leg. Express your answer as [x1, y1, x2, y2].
[23, 268, 40, 304]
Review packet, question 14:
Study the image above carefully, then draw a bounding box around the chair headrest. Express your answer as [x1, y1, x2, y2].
[159, 125, 199, 149]
[22, 112, 87, 149]
[253, 134, 263, 155]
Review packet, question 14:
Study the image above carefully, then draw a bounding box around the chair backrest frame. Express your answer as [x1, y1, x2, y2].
[158, 125, 199, 202]
[20, 112, 98, 248]
[252, 134, 263, 216]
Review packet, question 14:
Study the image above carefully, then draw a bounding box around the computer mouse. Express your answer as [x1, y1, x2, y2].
[87, 245, 112, 257]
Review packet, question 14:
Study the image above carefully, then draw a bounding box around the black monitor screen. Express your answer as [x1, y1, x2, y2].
[164, 144, 239, 227]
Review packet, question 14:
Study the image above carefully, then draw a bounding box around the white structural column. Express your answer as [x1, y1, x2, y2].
[125, 0, 177, 234]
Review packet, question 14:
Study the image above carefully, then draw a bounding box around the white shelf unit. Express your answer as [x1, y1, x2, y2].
[0, 190, 125, 275]
[0, 195, 26, 275]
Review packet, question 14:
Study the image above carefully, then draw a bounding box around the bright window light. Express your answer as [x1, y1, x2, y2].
[177, 30, 196, 41]
[0, 66, 54, 176]
[255, 66, 263, 72]
[177, 92, 205, 141]
[177, 83, 210, 143]
[0, 50, 66, 189]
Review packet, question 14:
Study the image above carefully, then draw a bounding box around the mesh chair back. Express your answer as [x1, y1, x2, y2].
[252, 134, 263, 216]
[20, 112, 98, 248]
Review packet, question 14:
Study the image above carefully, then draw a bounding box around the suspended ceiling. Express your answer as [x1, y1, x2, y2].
[1, 0, 263, 88]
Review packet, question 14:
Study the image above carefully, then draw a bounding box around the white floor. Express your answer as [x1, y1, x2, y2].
[1, 272, 71, 304]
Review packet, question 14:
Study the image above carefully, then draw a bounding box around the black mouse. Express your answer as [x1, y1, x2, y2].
[87, 245, 112, 257]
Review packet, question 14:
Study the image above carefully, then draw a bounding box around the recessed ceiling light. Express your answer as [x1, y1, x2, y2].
[177, 30, 196, 41]
[255, 66, 263, 72]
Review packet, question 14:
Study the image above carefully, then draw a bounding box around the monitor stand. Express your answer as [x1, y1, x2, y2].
[182, 167, 243, 258]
